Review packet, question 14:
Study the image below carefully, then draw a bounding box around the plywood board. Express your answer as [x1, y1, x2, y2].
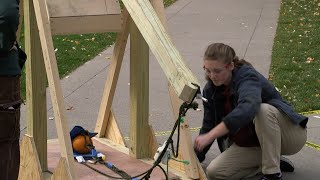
[18, 135, 42, 180]
[50, 15, 122, 35]
[46, 0, 120, 17]
[48, 138, 180, 179]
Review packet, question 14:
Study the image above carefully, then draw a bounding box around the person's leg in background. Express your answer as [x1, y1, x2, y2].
[0, 76, 21, 180]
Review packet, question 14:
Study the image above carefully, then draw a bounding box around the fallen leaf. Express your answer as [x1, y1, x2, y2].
[66, 106, 74, 110]
[306, 57, 314, 63]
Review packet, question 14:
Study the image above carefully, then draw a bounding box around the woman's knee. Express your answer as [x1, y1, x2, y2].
[206, 162, 227, 180]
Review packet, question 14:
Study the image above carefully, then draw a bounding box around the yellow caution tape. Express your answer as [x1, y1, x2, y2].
[300, 109, 320, 115]
[305, 141, 320, 152]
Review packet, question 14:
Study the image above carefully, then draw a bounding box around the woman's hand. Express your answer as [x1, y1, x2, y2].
[194, 133, 213, 152]
[194, 122, 229, 152]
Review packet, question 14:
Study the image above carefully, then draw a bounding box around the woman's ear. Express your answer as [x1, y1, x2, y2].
[229, 62, 235, 70]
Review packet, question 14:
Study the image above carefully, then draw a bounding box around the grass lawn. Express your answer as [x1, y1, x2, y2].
[20, 0, 177, 99]
[270, 0, 320, 112]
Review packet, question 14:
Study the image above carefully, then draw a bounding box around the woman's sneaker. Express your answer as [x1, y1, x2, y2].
[261, 172, 282, 180]
[280, 156, 294, 172]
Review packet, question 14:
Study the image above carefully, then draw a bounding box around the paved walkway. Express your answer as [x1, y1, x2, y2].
[20, 0, 319, 179]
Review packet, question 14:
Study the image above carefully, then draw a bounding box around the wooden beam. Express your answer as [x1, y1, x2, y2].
[46, 0, 120, 17]
[147, 125, 158, 157]
[150, 1, 206, 178]
[18, 135, 43, 180]
[46, 0, 122, 35]
[24, 0, 48, 171]
[168, 86, 200, 179]
[129, 17, 152, 159]
[122, 0, 199, 102]
[51, 158, 72, 180]
[95, 9, 130, 137]
[104, 110, 126, 146]
[150, 0, 167, 30]
[32, 0, 76, 178]
[50, 15, 122, 35]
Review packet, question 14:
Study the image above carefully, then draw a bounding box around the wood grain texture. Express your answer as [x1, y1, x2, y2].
[18, 135, 43, 180]
[122, 0, 199, 102]
[24, 0, 48, 171]
[32, 0, 76, 178]
[95, 9, 130, 137]
[50, 15, 122, 35]
[129, 17, 152, 159]
[51, 158, 72, 180]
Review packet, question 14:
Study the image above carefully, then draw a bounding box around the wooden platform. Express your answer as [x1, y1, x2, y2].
[47, 138, 186, 179]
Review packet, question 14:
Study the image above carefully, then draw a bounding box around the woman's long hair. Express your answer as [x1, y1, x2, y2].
[204, 43, 252, 67]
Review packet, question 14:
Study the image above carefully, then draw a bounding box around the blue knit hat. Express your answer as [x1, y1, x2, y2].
[70, 126, 98, 140]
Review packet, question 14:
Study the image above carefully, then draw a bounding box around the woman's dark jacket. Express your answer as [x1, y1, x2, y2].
[195, 64, 308, 162]
[0, 0, 25, 76]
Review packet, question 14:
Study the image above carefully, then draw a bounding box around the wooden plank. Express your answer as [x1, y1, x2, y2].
[46, 0, 109, 17]
[104, 110, 126, 146]
[24, 0, 48, 171]
[142, 159, 191, 180]
[196, 158, 208, 180]
[50, 15, 122, 35]
[32, 0, 76, 178]
[129, 17, 152, 159]
[105, 0, 121, 14]
[95, 9, 130, 137]
[94, 138, 129, 154]
[150, 0, 167, 30]
[168, 86, 200, 179]
[51, 158, 72, 180]
[18, 135, 43, 180]
[122, 0, 199, 102]
[94, 138, 191, 179]
[43, 172, 52, 180]
[151, 1, 205, 178]
[148, 125, 158, 157]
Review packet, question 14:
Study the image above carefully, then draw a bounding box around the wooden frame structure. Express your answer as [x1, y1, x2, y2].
[19, 0, 206, 179]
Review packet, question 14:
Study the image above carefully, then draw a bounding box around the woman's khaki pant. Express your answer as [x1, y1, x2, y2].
[206, 103, 307, 180]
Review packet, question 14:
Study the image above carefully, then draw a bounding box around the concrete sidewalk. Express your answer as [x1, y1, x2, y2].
[20, 0, 319, 179]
